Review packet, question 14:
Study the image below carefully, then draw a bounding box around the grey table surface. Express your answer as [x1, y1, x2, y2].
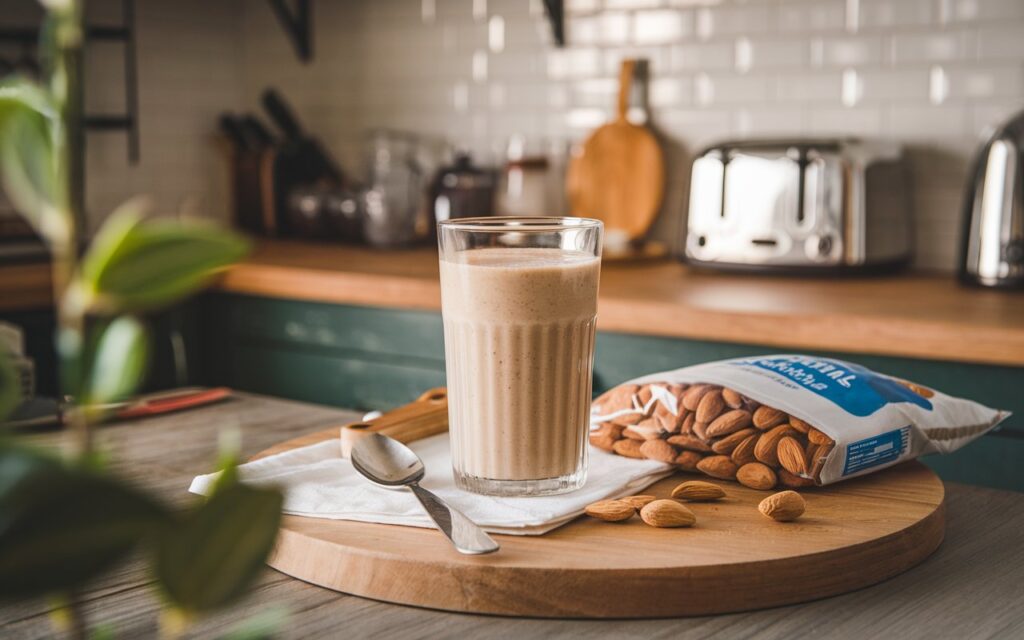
[2, 393, 1023, 640]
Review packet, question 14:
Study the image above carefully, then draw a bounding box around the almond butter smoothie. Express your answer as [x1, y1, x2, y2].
[438, 218, 602, 496]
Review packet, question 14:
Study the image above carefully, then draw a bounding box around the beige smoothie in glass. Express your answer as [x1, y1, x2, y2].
[438, 218, 602, 496]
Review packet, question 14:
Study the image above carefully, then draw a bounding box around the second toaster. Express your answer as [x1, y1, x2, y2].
[683, 139, 913, 273]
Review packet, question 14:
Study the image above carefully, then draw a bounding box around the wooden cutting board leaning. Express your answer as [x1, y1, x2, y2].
[251, 389, 945, 618]
[566, 58, 665, 245]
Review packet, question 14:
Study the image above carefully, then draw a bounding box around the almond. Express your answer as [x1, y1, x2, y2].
[758, 490, 805, 522]
[620, 495, 656, 511]
[680, 412, 695, 434]
[696, 455, 738, 480]
[640, 439, 678, 463]
[612, 438, 644, 459]
[777, 436, 809, 476]
[789, 416, 811, 433]
[671, 480, 726, 501]
[585, 499, 636, 522]
[711, 427, 757, 454]
[589, 431, 617, 452]
[655, 412, 682, 434]
[778, 468, 816, 488]
[674, 450, 703, 471]
[593, 384, 639, 414]
[706, 409, 753, 438]
[622, 427, 646, 441]
[808, 427, 834, 445]
[635, 385, 654, 414]
[736, 462, 777, 490]
[731, 433, 759, 466]
[629, 417, 663, 440]
[666, 434, 712, 452]
[752, 406, 788, 430]
[681, 384, 712, 411]
[593, 422, 625, 439]
[810, 443, 834, 481]
[692, 420, 709, 440]
[722, 387, 745, 409]
[754, 424, 796, 466]
[640, 499, 696, 528]
[695, 390, 725, 423]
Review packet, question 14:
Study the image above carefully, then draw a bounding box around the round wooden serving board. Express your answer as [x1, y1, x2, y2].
[253, 397, 945, 618]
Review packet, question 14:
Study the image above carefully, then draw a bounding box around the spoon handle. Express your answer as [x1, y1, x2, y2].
[409, 484, 500, 555]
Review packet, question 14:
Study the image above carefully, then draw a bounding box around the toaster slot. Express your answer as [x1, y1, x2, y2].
[750, 238, 778, 247]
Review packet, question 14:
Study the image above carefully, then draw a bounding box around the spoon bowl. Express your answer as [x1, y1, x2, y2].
[351, 433, 425, 486]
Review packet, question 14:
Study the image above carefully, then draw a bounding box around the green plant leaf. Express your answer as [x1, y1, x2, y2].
[0, 100, 62, 241]
[84, 316, 149, 407]
[80, 207, 250, 313]
[154, 480, 282, 613]
[0, 446, 169, 599]
[0, 78, 56, 123]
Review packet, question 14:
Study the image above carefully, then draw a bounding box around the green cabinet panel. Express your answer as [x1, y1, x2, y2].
[197, 294, 1023, 491]
[204, 293, 445, 363]
[228, 343, 445, 411]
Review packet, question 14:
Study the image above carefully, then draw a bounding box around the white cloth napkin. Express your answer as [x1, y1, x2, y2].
[189, 433, 672, 535]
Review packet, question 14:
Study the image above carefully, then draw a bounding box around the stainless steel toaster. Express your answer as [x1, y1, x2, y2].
[683, 139, 913, 273]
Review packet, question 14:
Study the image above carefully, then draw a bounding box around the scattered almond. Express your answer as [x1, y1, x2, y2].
[681, 384, 711, 411]
[612, 438, 644, 459]
[807, 427, 833, 445]
[695, 390, 725, 423]
[736, 462, 777, 490]
[777, 436, 809, 476]
[758, 491, 805, 522]
[674, 450, 703, 471]
[711, 427, 757, 455]
[706, 409, 753, 438]
[754, 424, 796, 466]
[640, 439, 678, 463]
[696, 455, 738, 480]
[640, 499, 697, 528]
[620, 495, 656, 511]
[778, 468, 816, 488]
[585, 499, 636, 522]
[730, 433, 760, 466]
[667, 434, 712, 452]
[671, 480, 726, 501]
[753, 406, 788, 430]
[722, 387, 744, 409]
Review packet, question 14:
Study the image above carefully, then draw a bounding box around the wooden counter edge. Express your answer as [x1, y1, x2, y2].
[216, 260, 1024, 368]
[0, 262, 53, 312]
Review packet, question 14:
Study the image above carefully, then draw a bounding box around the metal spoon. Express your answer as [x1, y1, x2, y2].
[350, 433, 499, 555]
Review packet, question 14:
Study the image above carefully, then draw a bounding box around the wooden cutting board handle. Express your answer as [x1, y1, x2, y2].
[339, 387, 449, 457]
[616, 58, 635, 121]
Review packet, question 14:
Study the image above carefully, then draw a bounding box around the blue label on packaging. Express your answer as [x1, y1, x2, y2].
[843, 428, 910, 475]
[733, 356, 933, 417]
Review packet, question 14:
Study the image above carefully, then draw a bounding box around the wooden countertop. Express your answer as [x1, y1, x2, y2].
[0, 261, 52, 312]
[3, 395, 1023, 637]
[218, 240, 1024, 367]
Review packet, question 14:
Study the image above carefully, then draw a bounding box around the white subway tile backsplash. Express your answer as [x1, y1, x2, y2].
[887, 105, 971, 139]
[733, 108, 805, 136]
[779, 0, 847, 32]
[945, 0, 1024, 23]
[858, 69, 931, 103]
[860, 0, 933, 29]
[808, 106, 884, 135]
[633, 10, 692, 44]
[737, 37, 808, 70]
[945, 64, 1024, 99]
[670, 41, 734, 71]
[812, 35, 884, 66]
[890, 31, 976, 64]
[775, 72, 843, 102]
[977, 26, 1024, 59]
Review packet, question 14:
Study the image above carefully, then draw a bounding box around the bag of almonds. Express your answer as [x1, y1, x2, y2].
[590, 354, 1010, 489]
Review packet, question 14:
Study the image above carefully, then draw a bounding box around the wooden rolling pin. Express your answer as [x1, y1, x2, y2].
[339, 387, 450, 457]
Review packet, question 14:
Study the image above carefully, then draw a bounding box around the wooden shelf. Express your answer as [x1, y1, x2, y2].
[217, 240, 1024, 367]
[0, 262, 52, 312]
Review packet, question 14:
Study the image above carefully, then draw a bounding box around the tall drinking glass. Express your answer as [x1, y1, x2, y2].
[438, 217, 603, 496]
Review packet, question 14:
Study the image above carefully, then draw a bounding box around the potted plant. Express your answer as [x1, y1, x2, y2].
[0, 1, 284, 637]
